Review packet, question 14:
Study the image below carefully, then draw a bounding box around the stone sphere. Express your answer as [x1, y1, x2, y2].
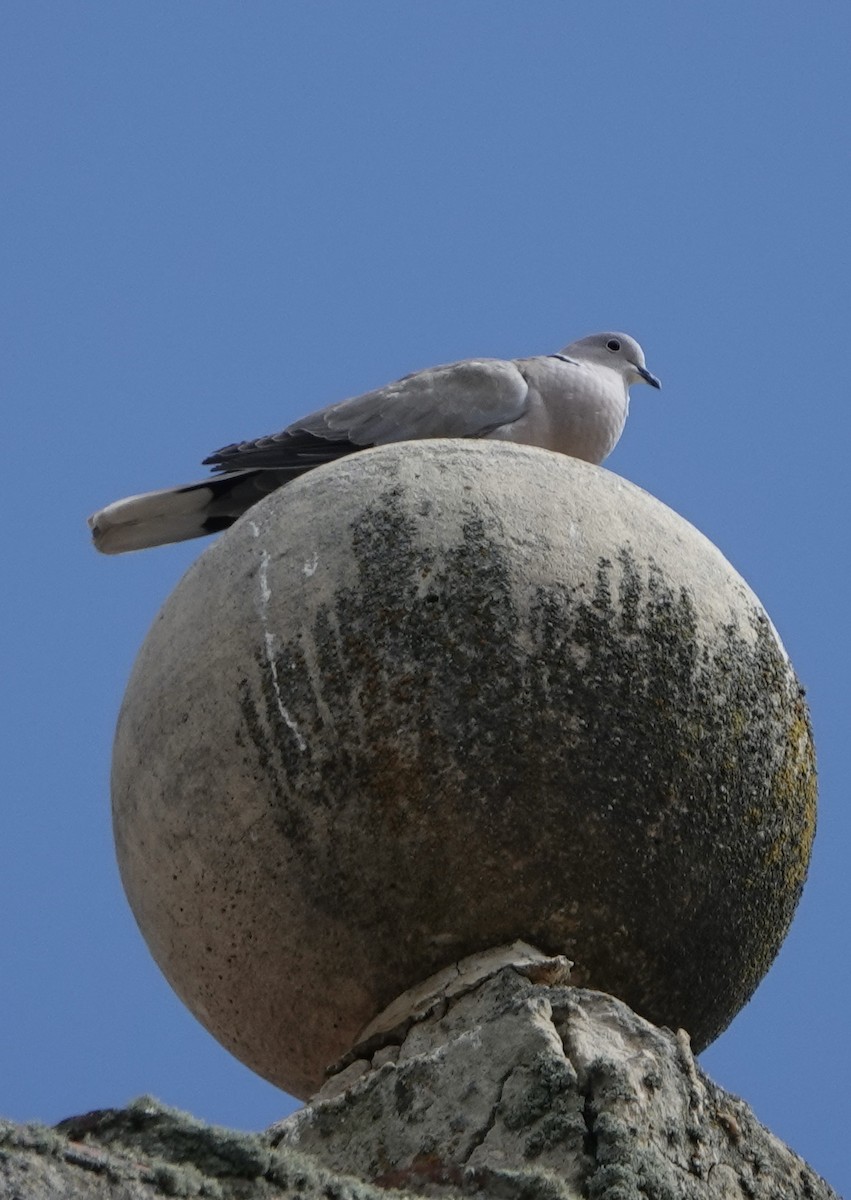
[112, 441, 816, 1099]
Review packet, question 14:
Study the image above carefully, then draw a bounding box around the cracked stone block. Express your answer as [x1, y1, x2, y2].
[270, 965, 838, 1200]
[111, 439, 816, 1098]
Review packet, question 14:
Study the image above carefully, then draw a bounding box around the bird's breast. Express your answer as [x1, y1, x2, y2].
[487, 360, 628, 466]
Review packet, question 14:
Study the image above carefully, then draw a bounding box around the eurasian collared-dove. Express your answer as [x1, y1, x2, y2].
[89, 331, 659, 554]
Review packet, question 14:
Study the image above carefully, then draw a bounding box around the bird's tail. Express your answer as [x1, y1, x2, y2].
[88, 471, 270, 554]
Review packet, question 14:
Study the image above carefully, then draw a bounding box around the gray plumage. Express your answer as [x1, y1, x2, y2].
[88, 331, 660, 554]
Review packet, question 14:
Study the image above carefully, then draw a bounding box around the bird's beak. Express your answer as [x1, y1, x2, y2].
[635, 364, 661, 389]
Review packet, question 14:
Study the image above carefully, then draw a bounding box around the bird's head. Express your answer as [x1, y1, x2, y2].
[562, 332, 661, 389]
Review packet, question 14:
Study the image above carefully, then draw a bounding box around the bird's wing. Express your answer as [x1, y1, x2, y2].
[203, 358, 530, 471]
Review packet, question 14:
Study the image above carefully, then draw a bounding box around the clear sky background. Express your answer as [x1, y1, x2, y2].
[2, 3, 849, 1193]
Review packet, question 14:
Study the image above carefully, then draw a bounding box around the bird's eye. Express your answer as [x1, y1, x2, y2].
[606, 339, 621, 352]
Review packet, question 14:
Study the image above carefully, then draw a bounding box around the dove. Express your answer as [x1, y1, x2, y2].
[89, 331, 659, 554]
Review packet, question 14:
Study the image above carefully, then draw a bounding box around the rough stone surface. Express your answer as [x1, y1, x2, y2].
[0, 1099, 387, 1200]
[111, 440, 816, 1097]
[1, 980, 837, 1199]
[272, 967, 837, 1200]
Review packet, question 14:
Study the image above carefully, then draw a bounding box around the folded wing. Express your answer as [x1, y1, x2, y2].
[204, 359, 530, 472]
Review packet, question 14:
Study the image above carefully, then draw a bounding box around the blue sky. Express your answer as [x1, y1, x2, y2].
[2, 2, 849, 1192]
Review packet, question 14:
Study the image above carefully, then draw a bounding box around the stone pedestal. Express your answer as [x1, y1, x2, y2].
[0, 973, 837, 1199]
[270, 956, 836, 1200]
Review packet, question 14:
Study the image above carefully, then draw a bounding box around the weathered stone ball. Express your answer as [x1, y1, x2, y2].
[112, 440, 816, 1099]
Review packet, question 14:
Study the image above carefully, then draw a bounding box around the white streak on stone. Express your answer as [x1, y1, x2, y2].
[255, 543, 306, 752]
[303, 552, 319, 577]
[259, 547, 273, 605]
